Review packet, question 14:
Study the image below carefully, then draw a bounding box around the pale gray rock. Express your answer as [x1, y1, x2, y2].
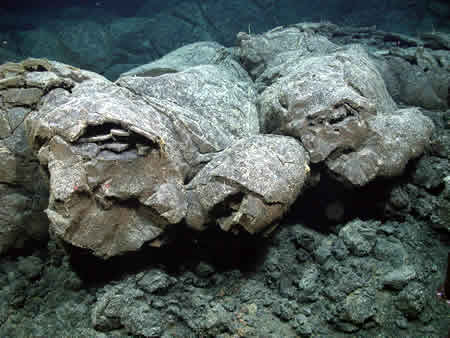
[257, 44, 433, 186]
[120, 41, 226, 77]
[26, 80, 187, 258]
[258, 44, 394, 148]
[364, 108, 434, 177]
[117, 63, 259, 159]
[327, 108, 434, 186]
[185, 134, 310, 234]
[26, 57, 260, 258]
[257, 44, 396, 141]
[0, 110, 10, 137]
[0, 87, 43, 107]
[7, 26, 439, 261]
[237, 24, 338, 80]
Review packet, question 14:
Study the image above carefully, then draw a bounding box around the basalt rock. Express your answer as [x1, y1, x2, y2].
[120, 41, 231, 77]
[0, 59, 62, 255]
[16, 29, 437, 260]
[25, 55, 261, 258]
[185, 134, 310, 234]
[256, 44, 433, 186]
[326, 108, 434, 186]
[237, 24, 338, 80]
[373, 46, 449, 110]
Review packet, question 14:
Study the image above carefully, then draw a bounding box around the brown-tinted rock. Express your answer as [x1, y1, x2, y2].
[26, 57, 259, 258]
[374, 46, 449, 110]
[326, 108, 434, 186]
[258, 45, 396, 163]
[255, 41, 434, 186]
[0, 58, 108, 256]
[185, 134, 310, 234]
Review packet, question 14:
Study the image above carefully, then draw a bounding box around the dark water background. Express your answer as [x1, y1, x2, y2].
[0, 0, 448, 79]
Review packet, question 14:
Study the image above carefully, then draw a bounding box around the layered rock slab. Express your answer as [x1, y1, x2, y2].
[0, 59, 65, 255]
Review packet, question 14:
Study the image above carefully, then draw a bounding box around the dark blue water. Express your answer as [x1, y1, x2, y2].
[0, 0, 448, 79]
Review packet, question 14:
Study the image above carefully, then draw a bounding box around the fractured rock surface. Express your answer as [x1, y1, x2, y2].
[245, 29, 434, 186]
[25, 55, 267, 258]
[0, 25, 435, 259]
[0, 59, 53, 255]
[185, 134, 310, 234]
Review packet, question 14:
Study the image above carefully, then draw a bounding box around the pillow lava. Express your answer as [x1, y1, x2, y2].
[0, 24, 434, 259]
[185, 134, 310, 234]
[23, 49, 310, 258]
[249, 37, 434, 186]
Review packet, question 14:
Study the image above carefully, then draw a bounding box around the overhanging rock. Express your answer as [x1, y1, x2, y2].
[26, 80, 188, 258]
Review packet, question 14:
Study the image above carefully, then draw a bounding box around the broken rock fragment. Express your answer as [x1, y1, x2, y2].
[185, 134, 310, 234]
